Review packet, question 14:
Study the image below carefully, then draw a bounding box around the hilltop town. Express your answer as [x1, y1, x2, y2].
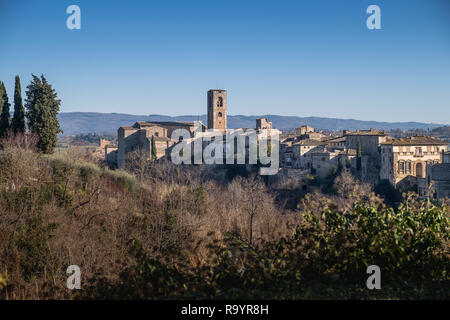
[94, 89, 449, 200]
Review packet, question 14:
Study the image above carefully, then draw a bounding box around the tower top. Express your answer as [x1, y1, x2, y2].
[208, 89, 227, 93]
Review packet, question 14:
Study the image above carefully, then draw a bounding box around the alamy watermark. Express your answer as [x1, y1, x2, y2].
[170, 122, 280, 175]
[366, 265, 381, 290]
[66, 5, 381, 31]
[66, 265, 81, 290]
[66, 5, 81, 30]
[366, 5, 381, 30]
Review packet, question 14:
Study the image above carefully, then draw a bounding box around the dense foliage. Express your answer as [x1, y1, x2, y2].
[25, 75, 62, 153]
[0, 139, 448, 299]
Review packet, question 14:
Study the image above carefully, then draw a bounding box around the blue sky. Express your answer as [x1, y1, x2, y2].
[0, 0, 449, 124]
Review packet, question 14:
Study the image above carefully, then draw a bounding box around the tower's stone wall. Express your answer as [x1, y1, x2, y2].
[207, 89, 227, 131]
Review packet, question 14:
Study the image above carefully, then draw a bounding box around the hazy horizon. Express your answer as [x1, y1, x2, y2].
[59, 110, 449, 126]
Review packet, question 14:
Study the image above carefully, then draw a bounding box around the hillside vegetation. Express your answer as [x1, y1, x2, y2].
[0, 136, 449, 299]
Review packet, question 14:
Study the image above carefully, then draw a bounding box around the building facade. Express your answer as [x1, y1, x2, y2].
[380, 136, 447, 186]
[116, 121, 203, 168]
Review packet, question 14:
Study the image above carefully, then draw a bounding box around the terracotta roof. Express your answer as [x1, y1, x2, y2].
[311, 148, 356, 156]
[282, 137, 295, 143]
[381, 136, 447, 146]
[344, 129, 386, 136]
[293, 139, 323, 146]
[325, 136, 346, 143]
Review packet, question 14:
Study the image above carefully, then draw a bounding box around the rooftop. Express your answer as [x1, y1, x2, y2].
[293, 139, 323, 146]
[381, 136, 447, 146]
[134, 121, 200, 128]
[325, 136, 346, 143]
[343, 129, 386, 136]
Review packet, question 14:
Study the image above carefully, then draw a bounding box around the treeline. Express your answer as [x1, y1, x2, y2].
[71, 133, 116, 146]
[0, 75, 61, 153]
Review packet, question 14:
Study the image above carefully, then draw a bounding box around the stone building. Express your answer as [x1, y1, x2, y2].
[105, 144, 118, 165]
[207, 89, 227, 131]
[110, 89, 229, 168]
[311, 148, 357, 179]
[292, 139, 323, 169]
[418, 151, 450, 199]
[256, 117, 272, 131]
[295, 125, 314, 135]
[325, 136, 346, 149]
[380, 136, 447, 187]
[109, 89, 281, 169]
[344, 129, 387, 156]
[342, 129, 388, 182]
[443, 151, 450, 163]
[116, 121, 206, 168]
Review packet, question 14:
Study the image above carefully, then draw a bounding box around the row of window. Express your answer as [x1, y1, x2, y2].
[397, 160, 439, 174]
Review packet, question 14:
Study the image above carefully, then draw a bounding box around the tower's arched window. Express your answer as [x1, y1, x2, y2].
[218, 112, 223, 118]
[217, 97, 223, 107]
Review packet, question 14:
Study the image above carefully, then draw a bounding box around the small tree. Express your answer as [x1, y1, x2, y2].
[12, 76, 26, 134]
[25, 75, 62, 153]
[0, 81, 11, 138]
[151, 135, 157, 160]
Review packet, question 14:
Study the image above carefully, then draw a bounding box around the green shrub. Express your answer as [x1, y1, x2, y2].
[102, 168, 139, 192]
[83, 200, 449, 299]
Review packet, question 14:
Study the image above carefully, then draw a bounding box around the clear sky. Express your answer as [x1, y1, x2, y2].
[0, 0, 449, 124]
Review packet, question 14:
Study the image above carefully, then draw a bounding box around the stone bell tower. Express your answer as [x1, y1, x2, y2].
[207, 89, 227, 131]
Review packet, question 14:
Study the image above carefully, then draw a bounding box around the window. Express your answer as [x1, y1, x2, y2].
[416, 162, 423, 177]
[218, 112, 223, 118]
[217, 97, 223, 107]
[406, 161, 412, 173]
[398, 161, 404, 174]
[415, 147, 423, 157]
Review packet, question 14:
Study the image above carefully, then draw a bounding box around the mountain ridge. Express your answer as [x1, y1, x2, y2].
[58, 112, 446, 136]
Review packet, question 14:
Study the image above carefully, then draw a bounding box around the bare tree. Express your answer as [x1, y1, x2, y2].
[229, 175, 268, 245]
[124, 148, 149, 182]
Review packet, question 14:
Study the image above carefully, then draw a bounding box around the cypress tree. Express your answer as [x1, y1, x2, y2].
[25, 75, 62, 153]
[356, 140, 362, 171]
[12, 76, 26, 134]
[0, 81, 11, 138]
[151, 135, 157, 160]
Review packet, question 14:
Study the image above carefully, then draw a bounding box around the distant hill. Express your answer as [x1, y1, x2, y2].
[58, 112, 446, 136]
